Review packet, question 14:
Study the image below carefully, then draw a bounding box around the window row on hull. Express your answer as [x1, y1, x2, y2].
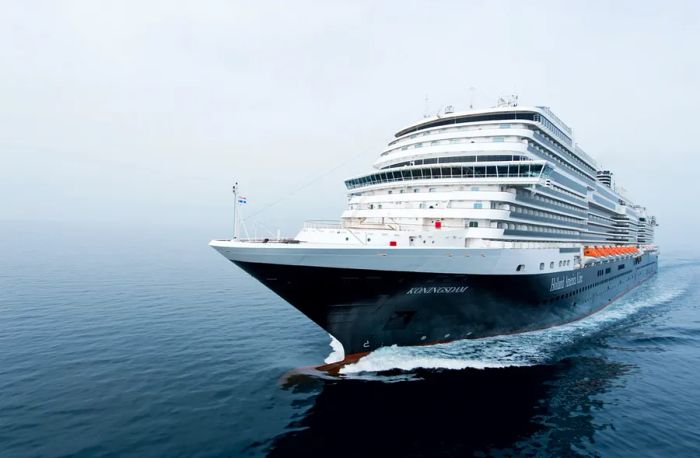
[345, 163, 545, 190]
[531, 185, 588, 208]
[509, 206, 586, 227]
[515, 189, 588, 216]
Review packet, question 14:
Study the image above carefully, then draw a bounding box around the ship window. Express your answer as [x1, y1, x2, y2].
[516, 264, 525, 272]
[474, 202, 483, 209]
[469, 221, 478, 228]
[550, 262, 554, 269]
[539, 263, 545, 271]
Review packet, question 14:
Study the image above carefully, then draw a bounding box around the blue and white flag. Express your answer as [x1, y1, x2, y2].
[238, 197, 248, 204]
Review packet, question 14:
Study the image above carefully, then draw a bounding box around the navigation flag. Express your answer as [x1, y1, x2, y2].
[238, 197, 248, 204]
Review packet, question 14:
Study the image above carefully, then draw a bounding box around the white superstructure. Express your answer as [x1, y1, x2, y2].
[294, 102, 657, 252]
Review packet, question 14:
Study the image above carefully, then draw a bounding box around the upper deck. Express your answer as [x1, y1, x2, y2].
[389, 105, 597, 170]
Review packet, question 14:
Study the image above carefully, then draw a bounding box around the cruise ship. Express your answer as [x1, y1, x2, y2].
[210, 99, 659, 358]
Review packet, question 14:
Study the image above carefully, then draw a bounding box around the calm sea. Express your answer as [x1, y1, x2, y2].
[1, 221, 699, 457]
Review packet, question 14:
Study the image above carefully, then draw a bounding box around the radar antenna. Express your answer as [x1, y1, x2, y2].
[496, 94, 519, 107]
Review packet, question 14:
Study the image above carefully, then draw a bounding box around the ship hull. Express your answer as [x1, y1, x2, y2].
[232, 252, 658, 355]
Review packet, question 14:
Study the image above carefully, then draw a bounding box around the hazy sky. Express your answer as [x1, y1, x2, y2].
[2, 1, 698, 251]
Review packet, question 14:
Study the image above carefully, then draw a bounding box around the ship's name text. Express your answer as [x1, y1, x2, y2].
[406, 286, 469, 295]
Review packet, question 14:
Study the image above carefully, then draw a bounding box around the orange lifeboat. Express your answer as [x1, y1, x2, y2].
[584, 246, 597, 257]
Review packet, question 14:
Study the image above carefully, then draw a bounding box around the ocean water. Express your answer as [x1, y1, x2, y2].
[2, 221, 699, 457]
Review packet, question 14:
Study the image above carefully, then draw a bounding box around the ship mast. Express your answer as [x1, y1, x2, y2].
[232, 182, 239, 240]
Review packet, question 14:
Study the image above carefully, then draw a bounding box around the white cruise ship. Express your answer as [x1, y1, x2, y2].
[210, 99, 659, 358]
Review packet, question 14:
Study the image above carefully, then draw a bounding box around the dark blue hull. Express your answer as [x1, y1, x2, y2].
[234, 252, 658, 355]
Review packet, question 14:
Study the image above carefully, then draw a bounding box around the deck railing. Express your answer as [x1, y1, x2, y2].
[303, 220, 344, 230]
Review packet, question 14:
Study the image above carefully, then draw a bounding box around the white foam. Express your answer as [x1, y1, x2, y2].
[324, 334, 345, 364]
[341, 266, 691, 375]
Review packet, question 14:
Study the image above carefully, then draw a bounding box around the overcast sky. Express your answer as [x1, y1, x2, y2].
[2, 1, 698, 251]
